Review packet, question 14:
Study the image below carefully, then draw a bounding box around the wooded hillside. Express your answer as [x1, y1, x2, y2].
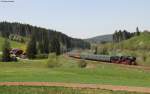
[0, 22, 90, 53]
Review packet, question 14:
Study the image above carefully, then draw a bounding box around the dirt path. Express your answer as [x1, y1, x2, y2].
[0, 82, 150, 93]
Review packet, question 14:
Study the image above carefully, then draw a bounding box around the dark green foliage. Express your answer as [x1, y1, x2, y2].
[71, 38, 91, 49]
[38, 41, 45, 54]
[43, 33, 49, 54]
[37, 31, 49, 54]
[0, 21, 90, 53]
[2, 39, 11, 62]
[113, 29, 141, 43]
[136, 27, 140, 36]
[113, 27, 141, 43]
[50, 36, 61, 56]
[113, 30, 131, 42]
[26, 34, 37, 59]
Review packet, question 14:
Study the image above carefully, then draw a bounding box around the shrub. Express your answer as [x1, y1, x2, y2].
[99, 47, 109, 55]
[9, 34, 25, 43]
[47, 54, 61, 68]
[36, 54, 48, 59]
[2, 39, 11, 62]
[78, 59, 87, 68]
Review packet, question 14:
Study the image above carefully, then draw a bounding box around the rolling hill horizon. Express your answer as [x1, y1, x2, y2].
[85, 34, 113, 44]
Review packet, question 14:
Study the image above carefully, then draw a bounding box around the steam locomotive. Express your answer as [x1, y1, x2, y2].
[68, 53, 137, 65]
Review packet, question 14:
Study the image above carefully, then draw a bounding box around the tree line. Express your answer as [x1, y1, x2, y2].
[113, 27, 140, 42]
[0, 21, 90, 58]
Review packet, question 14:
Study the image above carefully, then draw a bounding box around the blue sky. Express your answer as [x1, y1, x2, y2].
[0, 0, 150, 38]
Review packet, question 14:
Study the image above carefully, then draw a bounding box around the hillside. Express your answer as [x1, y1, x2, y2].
[97, 32, 150, 51]
[0, 37, 26, 51]
[116, 31, 150, 50]
[96, 31, 150, 66]
[0, 22, 90, 51]
[85, 34, 113, 44]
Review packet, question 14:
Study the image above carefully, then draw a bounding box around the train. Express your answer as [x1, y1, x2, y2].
[68, 52, 137, 65]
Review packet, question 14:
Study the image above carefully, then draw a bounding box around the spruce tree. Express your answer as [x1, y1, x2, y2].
[26, 34, 37, 59]
[43, 34, 49, 54]
[2, 39, 11, 62]
[50, 37, 61, 56]
[38, 41, 44, 54]
[0, 22, 91, 50]
[136, 27, 140, 36]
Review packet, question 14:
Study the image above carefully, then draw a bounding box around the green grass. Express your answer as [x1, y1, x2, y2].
[96, 32, 150, 66]
[0, 56, 150, 87]
[0, 86, 148, 94]
[0, 37, 26, 51]
[120, 32, 150, 50]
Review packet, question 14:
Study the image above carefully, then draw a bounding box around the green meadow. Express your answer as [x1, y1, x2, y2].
[0, 37, 26, 51]
[0, 56, 150, 87]
[0, 33, 150, 94]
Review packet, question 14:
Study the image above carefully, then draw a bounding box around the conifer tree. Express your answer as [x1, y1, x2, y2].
[2, 39, 11, 62]
[26, 34, 37, 59]
[43, 34, 49, 54]
[0, 22, 91, 50]
[38, 41, 44, 54]
[136, 27, 140, 36]
[50, 36, 61, 56]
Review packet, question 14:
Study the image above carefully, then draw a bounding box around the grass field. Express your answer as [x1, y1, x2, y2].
[0, 37, 26, 51]
[0, 86, 148, 94]
[0, 56, 150, 87]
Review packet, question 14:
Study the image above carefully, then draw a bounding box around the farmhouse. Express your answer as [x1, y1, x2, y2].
[10, 48, 23, 56]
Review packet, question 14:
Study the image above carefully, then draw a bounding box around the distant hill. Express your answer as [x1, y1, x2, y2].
[85, 34, 113, 44]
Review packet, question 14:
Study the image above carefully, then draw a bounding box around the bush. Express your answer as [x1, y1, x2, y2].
[2, 39, 11, 62]
[47, 54, 61, 68]
[99, 47, 109, 55]
[9, 34, 25, 43]
[78, 59, 87, 68]
[36, 54, 48, 59]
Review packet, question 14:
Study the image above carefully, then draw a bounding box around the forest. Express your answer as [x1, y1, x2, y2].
[0, 21, 90, 56]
